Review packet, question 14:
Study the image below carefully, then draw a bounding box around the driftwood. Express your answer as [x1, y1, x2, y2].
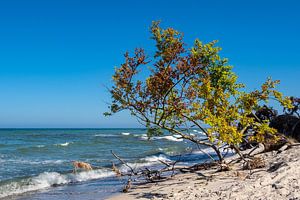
[184, 162, 218, 172]
[109, 139, 299, 193]
[110, 150, 214, 192]
[111, 150, 135, 174]
[110, 151, 171, 192]
[109, 149, 234, 193]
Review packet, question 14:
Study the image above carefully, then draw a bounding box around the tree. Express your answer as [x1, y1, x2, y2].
[105, 21, 292, 162]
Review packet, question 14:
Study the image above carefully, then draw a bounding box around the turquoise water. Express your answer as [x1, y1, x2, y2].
[0, 129, 212, 199]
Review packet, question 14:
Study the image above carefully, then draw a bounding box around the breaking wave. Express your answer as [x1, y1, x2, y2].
[138, 134, 183, 142]
[0, 154, 171, 198]
[0, 169, 115, 198]
[0, 148, 218, 199]
[119, 154, 171, 172]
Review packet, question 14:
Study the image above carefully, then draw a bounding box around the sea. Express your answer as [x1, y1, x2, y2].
[0, 128, 216, 200]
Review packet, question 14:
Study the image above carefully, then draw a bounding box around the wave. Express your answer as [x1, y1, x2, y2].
[54, 142, 71, 147]
[160, 135, 183, 142]
[121, 132, 131, 136]
[156, 148, 177, 155]
[139, 134, 148, 140]
[192, 130, 206, 136]
[94, 134, 118, 137]
[192, 147, 218, 155]
[118, 148, 225, 173]
[0, 148, 215, 198]
[193, 129, 202, 133]
[40, 160, 66, 165]
[0, 154, 171, 198]
[141, 154, 170, 163]
[190, 147, 234, 161]
[119, 154, 171, 172]
[1, 158, 66, 165]
[0, 169, 115, 198]
[139, 134, 183, 142]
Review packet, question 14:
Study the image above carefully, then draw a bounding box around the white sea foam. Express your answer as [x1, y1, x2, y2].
[40, 160, 65, 165]
[152, 135, 183, 142]
[192, 146, 234, 156]
[139, 134, 183, 142]
[3, 159, 66, 165]
[141, 154, 170, 163]
[0, 169, 115, 198]
[163, 135, 183, 142]
[192, 147, 217, 155]
[121, 132, 131, 136]
[36, 145, 45, 148]
[1, 154, 174, 198]
[140, 134, 149, 140]
[193, 130, 205, 135]
[55, 142, 71, 147]
[119, 154, 171, 172]
[94, 134, 117, 137]
[0, 150, 200, 198]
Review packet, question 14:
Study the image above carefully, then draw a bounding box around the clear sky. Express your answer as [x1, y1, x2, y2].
[0, 0, 299, 128]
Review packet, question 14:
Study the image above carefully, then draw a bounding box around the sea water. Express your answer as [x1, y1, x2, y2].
[0, 129, 214, 199]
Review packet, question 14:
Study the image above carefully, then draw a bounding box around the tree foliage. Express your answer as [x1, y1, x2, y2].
[105, 21, 292, 161]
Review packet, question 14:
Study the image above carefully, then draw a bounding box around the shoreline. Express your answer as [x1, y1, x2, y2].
[108, 145, 300, 200]
[0, 129, 197, 199]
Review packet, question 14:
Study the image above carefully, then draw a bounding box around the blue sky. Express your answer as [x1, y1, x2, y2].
[0, 0, 299, 128]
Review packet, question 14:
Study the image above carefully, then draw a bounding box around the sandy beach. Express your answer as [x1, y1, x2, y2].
[108, 145, 300, 200]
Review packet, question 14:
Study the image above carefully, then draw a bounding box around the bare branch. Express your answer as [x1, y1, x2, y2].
[111, 150, 135, 174]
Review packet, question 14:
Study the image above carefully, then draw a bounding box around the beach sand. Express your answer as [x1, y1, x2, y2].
[108, 145, 300, 200]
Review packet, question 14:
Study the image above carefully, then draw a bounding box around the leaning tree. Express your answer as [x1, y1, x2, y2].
[105, 21, 292, 162]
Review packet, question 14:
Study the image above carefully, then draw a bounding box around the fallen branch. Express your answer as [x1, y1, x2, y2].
[288, 143, 300, 147]
[111, 150, 135, 174]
